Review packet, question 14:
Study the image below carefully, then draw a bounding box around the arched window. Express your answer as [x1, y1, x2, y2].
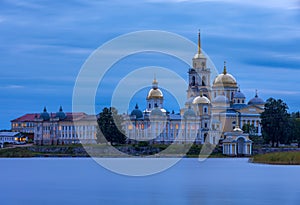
[204, 107, 207, 114]
[238, 99, 240, 104]
[192, 76, 196, 86]
[202, 76, 206, 86]
[149, 104, 151, 108]
[204, 133, 208, 142]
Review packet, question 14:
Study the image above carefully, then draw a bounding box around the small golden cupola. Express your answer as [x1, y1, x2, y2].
[213, 61, 237, 88]
[147, 75, 163, 100]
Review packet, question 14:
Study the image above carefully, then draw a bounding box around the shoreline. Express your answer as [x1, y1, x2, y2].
[1, 145, 300, 165]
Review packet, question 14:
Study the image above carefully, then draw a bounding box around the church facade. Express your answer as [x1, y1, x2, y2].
[124, 32, 265, 155]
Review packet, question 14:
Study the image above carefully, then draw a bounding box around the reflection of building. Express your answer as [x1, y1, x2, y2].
[11, 107, 97, 145]
[124, 32, 264, 155]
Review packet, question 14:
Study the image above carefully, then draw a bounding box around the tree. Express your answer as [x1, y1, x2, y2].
[242, 124, 256, 136]
[295, 119, 300, 147]
[242, 123, 264, 145]
[96, 107, 127, 145]
[290, 117, 300, 147]
[260, 98, 289, 147]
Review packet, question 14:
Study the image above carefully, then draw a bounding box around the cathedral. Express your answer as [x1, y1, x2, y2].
[11, 32, 264, 156]
[124, 32, 265, 155]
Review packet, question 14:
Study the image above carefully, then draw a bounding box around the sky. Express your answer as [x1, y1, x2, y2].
[0, 0, 300, 129]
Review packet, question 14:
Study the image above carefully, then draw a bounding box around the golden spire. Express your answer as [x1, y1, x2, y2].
[223, 61, 227, 75]
[152, 73, 158, 89]
[198, 29, 201, 55]
[153, 73, 158, 84]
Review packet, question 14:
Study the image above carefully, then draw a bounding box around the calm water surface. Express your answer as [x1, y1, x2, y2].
[0, 158, 299, 205]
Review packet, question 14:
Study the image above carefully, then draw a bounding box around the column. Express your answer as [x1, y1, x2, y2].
[235, 143, 237, 155]
[258, 121, 262, 135]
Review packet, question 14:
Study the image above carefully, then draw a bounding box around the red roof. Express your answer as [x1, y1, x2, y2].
[11, 112, 89, 122]
[11, 113, 39, 122]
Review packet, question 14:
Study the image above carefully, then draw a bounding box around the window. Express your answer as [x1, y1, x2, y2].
[204, 107, 207, 114]
[238, 99, 240, 103]
[202, 76, 206, 86]
[149, 104, 151, 108]
[204, 123, 208, 128]
[192, 76, 195, 86]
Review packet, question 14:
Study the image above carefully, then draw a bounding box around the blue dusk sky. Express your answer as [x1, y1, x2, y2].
[1, 0, 300, 129]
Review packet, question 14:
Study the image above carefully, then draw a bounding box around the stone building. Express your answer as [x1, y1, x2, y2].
[123, 32, 264, 154]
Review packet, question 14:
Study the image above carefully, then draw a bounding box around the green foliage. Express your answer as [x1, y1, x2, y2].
[253, 151, 300, 165]
[290, 117, 300, 147]
[260, 98, 289, 147]
[137, 141, 150, 147]
[242, 124, 257, 136]
[96, 107, 127, 145]
[249, 135, 264, 145]
[186, 144, 202, 156]
[0, 147, 34, 157]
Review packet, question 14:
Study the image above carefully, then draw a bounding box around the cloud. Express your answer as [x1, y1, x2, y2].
[3, 0, 44, 9]
[259, 89, 300, 96]
[146, 0, 299, 10]
[0, 85, 24, 89]
[0, 16, 6, 23]
[10, 43, 93, 55]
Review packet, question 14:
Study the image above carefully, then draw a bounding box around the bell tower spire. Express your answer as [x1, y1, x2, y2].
[223, 61, 227, 75]
[198, 29, 201, 55]
[152, 73, 158, 89]
[187, 30, 212, 103]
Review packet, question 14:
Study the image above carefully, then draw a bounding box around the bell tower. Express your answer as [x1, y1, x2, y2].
[187, 31, 211, 102]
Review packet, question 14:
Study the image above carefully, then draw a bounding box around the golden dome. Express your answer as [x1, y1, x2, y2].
[213, 61, 237, 88]
[147, 88, 163, 99]
[192, 95, 210, 104]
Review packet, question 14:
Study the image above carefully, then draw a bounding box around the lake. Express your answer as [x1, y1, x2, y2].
[1, 158, 299, 205]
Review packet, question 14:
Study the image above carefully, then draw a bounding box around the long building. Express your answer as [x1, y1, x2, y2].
[11, 107, 97, 145]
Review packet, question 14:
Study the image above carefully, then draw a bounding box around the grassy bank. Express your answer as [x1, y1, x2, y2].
[0, 145, 89, 158]
[0, 144, 225, 158]
[252, 151, 300, 165]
